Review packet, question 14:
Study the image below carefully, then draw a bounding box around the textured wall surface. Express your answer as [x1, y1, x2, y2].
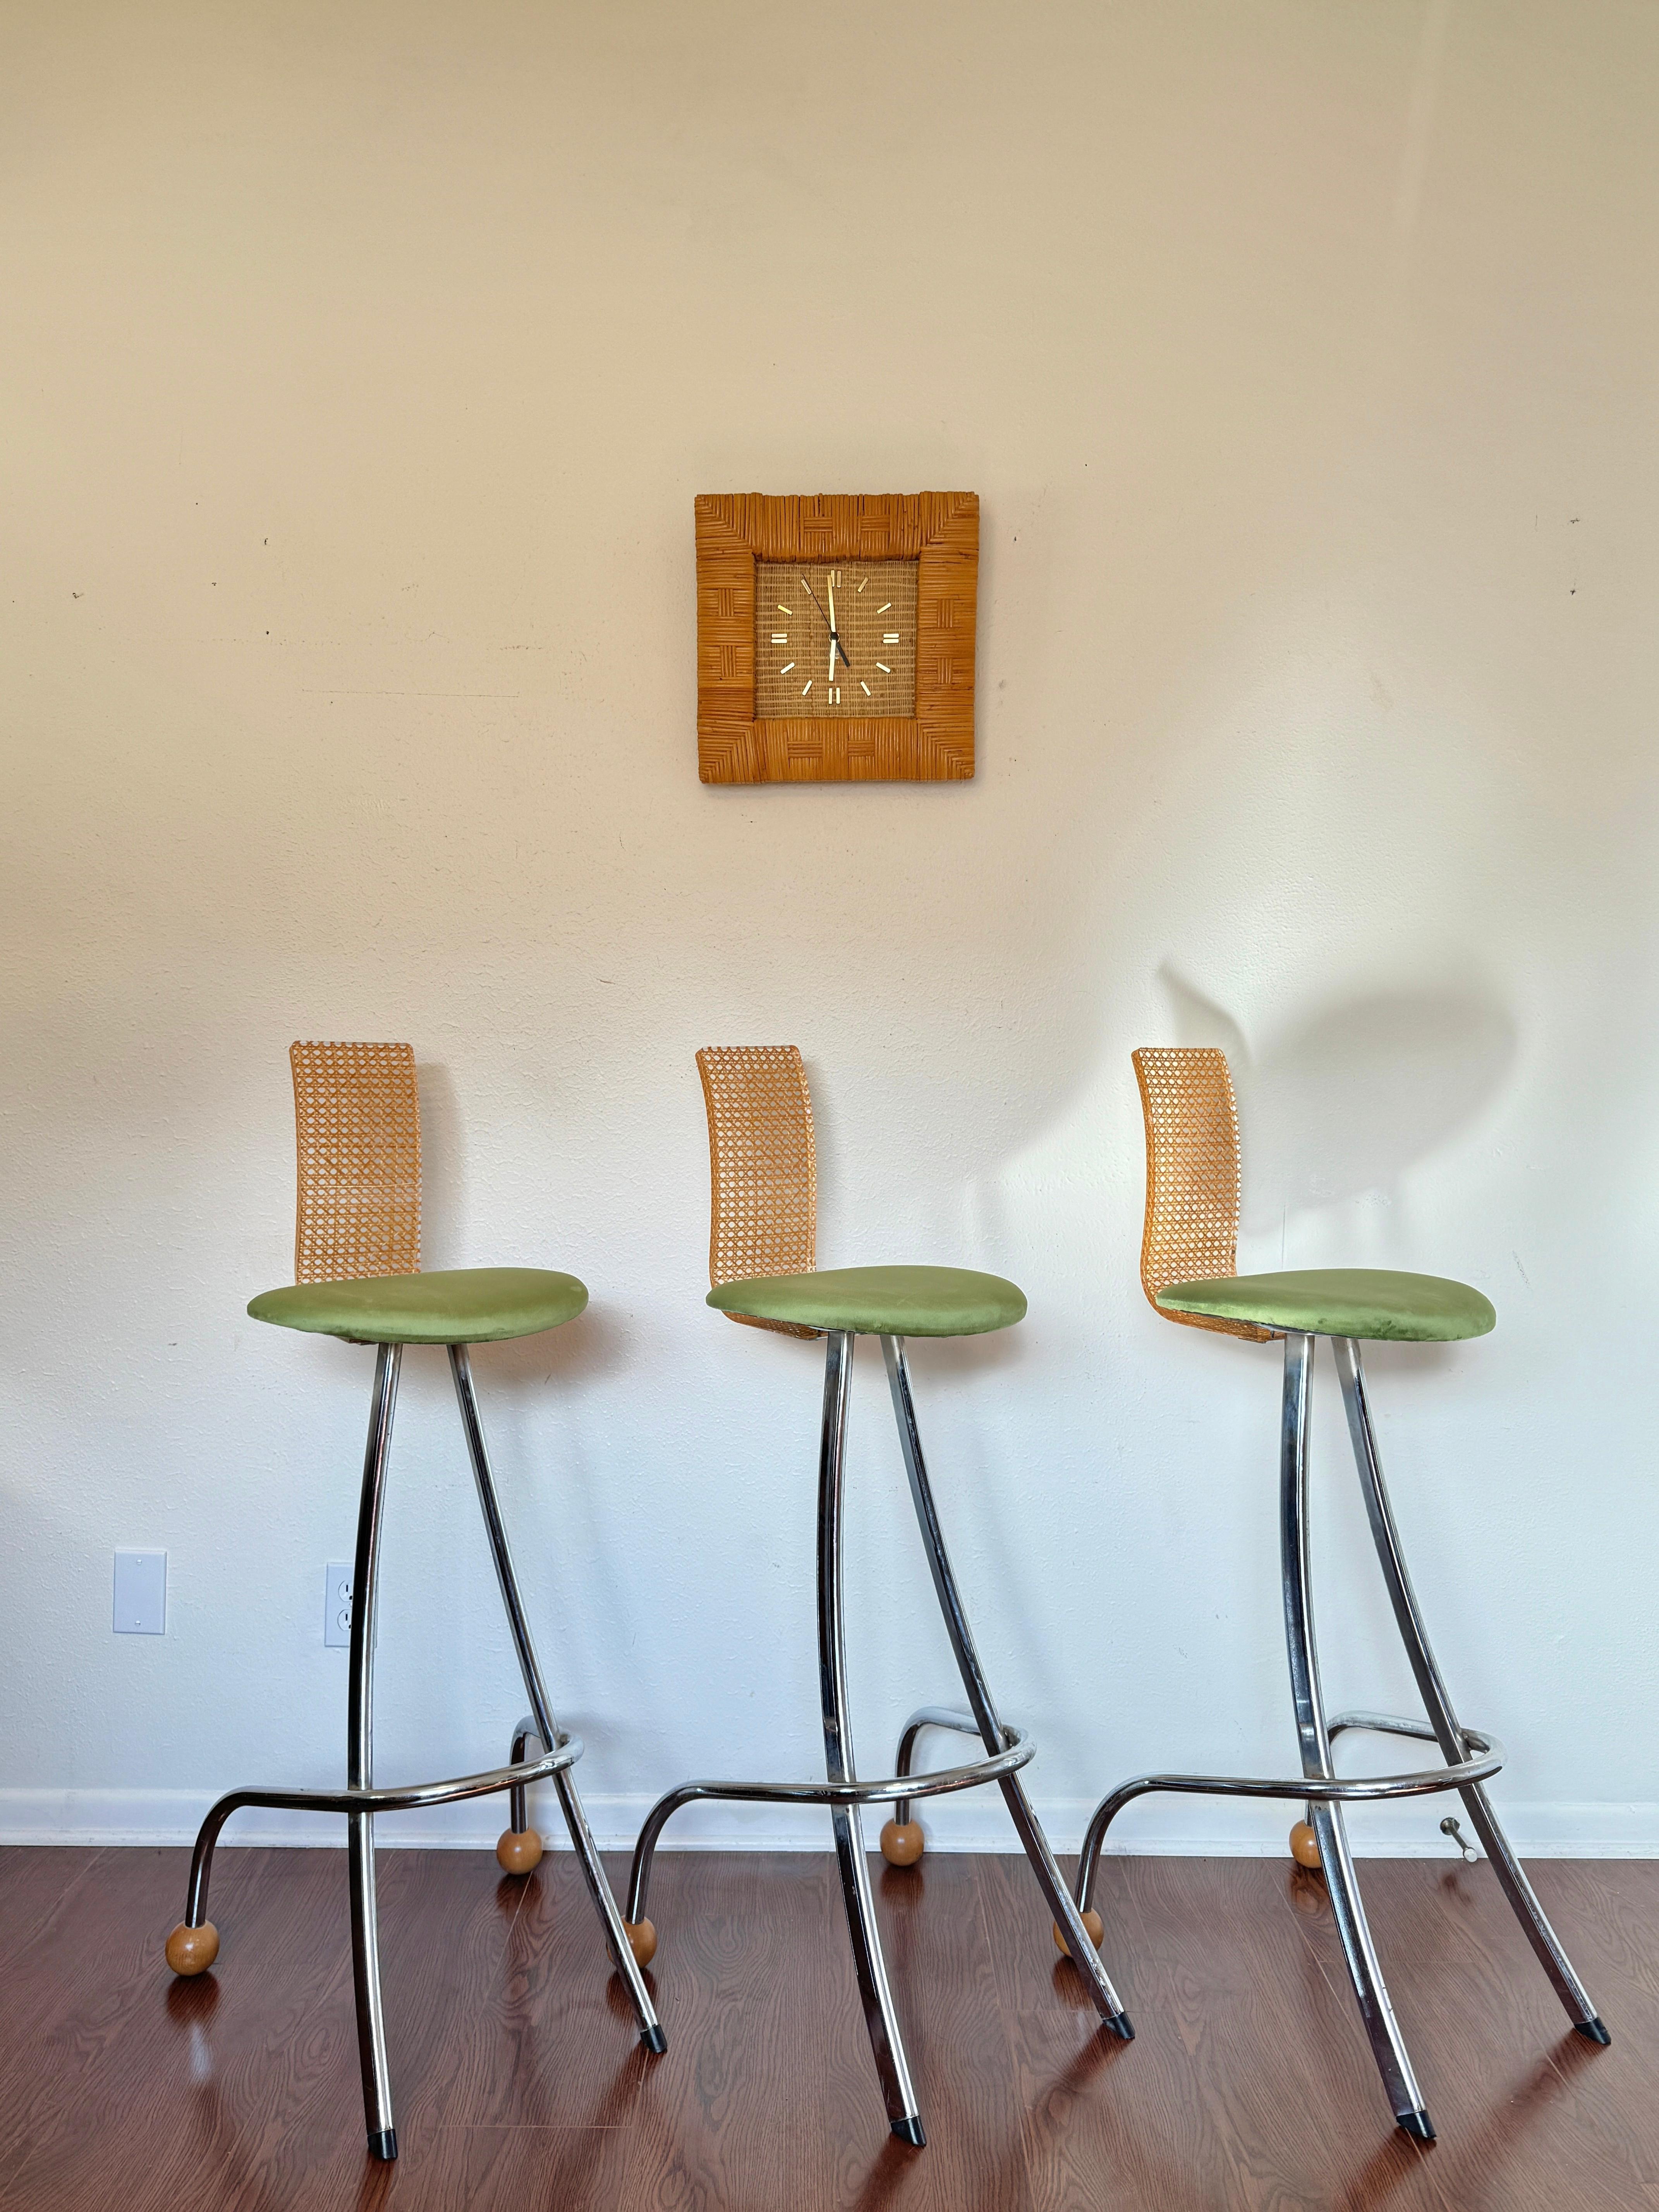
[2, 0, 1656, 1854]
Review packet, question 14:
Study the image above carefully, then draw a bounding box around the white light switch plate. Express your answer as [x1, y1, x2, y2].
[113, 1549, 167, 1635]
[325, 1562, 354, 1648]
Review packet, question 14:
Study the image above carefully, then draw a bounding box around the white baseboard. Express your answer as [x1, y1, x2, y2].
[2, 1788, 1656, 1857]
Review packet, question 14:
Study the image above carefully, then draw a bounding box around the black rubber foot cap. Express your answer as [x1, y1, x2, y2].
[1574, 2016, 1612, 2045]
[641, 2023, 668, 2055]
[1107, 2011, 1136, 2042]
[367, 2129, 398, 2162]
[891, 2116, 927, 2148]
[1397, 2110, 1436, 2144]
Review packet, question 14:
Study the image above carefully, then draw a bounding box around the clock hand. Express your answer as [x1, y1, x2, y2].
[799, 574, 854, 682]
[823, 576, 854, 675]
[799, 576, 831, 631]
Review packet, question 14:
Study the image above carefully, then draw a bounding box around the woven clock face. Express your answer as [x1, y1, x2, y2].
[696, 493, 978, 783]
[753, 560, 919, 719]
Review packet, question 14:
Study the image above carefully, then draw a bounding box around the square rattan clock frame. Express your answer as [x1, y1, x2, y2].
[695, 492, 978, 784]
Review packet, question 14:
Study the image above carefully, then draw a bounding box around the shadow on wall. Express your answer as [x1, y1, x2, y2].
[1158, 965, 1518, 1230]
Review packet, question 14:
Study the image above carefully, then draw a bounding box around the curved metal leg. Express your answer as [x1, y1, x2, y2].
[1281, 1333, 1433, 2141]
[508, 1715, 543, 1836]
[1333, 1336, 1608, 2045]
[448, 1347, 665, 2055]
[349, 1343, 402, 2160]
[880, 1337, 1132, 2037]
[891, 1706, 980, 1827]
[820, 1333, 924, 2146]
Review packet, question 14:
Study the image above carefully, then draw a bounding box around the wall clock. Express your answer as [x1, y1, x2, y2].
[696, 492, 978, 784]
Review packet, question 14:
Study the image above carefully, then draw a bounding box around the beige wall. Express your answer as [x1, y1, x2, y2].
[3, 0, 1657, 1850]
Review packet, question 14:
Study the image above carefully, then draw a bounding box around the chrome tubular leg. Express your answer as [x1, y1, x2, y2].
[180, 1795, 236, 1930]
[1281, 1333, 1433, 2142]
[349, 1343, 402, 2162]
[1333, 1337, 1608, 2045]
[448, 1346, 665, 2054]
[889, 1710, 929, 1830]
[820, 1333, 924, 2147]
[508, 1716, 543, 1837]
[880, 1336, 1132, 2037]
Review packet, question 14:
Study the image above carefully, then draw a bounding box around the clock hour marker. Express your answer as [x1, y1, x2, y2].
[876, 602, 891, 613]
[876, 662, 891, 674]
[772, 633, 788, 643]
[857, 578, 869, 592]
[802, 679, 812, 695]
[860, 681, 871, 696]
[779, 661, 795, 674]
[883, 633, 900, 643]
[778, 605, 792, 615]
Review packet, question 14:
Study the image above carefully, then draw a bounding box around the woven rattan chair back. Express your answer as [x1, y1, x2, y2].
[696, 1045, 819, 1339]
[290, 1041, 422, 1285]
[1132, 1045, 1271, 1343]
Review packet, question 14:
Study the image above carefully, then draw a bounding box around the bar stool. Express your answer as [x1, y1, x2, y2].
[621, 1047, 1132, 2148]
[1069, 1046, 1607, 2142]
[163, 1042, 665, 2160]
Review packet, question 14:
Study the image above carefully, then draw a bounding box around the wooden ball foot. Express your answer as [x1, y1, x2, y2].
[1289, 1820, 1323, 1870]
[879, 1819, 925, 1868]
[165, 1922, 220, 1976]
[1051, 1908, 1105, 1954]
[496, 1827, 544, 1876]
[622, 1918, 657, 1968]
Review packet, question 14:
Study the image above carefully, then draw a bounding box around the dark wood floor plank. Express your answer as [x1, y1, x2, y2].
[235, 2121, 637, 2212]
[618, 1844, 785, 2212]
[385, 1850, 656, 2132]
[1297, 1855, 1659, 2212]
[771, 1848, 1037, 2212]
[0, 1845, 359, 2212]
[980, 1853, 1413, 2212]
[0, 1846, 109, 1977]
[0, 1845, 1653, 2210]
[874, 1850, 1034, 2208]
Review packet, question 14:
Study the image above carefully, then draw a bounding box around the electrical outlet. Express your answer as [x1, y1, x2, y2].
[325, 1562, 353, 1648]
[113, 1550, 167, 1635]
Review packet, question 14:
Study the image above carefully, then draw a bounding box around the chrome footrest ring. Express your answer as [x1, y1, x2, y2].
[626, 1723, 1033, 1923]
[180, 1733, 582, 1927]
[1077, 1716, 1502, 1914]
[204, 1732, 581, 1826]
[647, 1720, 1029, 1814]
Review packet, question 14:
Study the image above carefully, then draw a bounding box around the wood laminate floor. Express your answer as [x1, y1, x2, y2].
[0, 1844, 1653, 2209]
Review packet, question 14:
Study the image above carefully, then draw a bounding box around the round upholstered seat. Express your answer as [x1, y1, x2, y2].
[1156, 1267, 1494, 1344]
[707, 1264, 1026, 1339]
[248, 1267, 588, 1345]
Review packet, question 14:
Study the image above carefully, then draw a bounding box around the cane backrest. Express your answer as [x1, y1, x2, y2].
[697, 1046, 818, 1338]
[1132, 1046, 1271, 1343]
[290, 1041, 422, 1285]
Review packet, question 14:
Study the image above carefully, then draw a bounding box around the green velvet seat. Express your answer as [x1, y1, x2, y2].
[707, 1264, 1027, 1340]
[1156, 1267, 1495, 1344]
[248, 1266, 589, 1345]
